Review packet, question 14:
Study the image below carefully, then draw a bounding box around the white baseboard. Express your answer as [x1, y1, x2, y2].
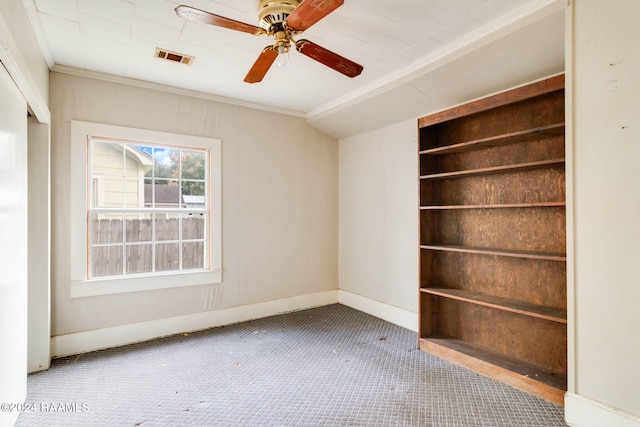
[51, 290, 338, 358]
[337, 290, 418, 332]
[565, 392, 640, 427]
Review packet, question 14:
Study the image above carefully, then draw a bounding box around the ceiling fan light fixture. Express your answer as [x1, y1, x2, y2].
[276, 44, 289, 67]
[272, 27, 291, 68]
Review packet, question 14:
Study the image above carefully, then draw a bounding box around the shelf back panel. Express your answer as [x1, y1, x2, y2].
[420, 167, 566, 206]
[419, 90, 565, 151]
[420, 250, 567, 309]
[420, 207, 566, 254]
[426, 296, 567, 374]
[420, 136, 565, 176]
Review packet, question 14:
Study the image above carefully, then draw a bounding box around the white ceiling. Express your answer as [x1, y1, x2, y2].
[28, 0, 566, 138]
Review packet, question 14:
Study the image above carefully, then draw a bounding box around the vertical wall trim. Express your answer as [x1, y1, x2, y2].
[27, 117, 52, 373]
[564, 0, 576, 397]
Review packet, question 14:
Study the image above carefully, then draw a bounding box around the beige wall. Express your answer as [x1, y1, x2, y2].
[566, 0, 640, 423]
[338, 119, 419, 316]
[50, 72, 338, 336]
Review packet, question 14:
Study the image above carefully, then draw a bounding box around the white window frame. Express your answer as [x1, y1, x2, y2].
[70, 120, 222, 298]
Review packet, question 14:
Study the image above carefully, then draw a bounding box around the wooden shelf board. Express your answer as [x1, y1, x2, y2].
[420, 245, 566, 262]
[420, 202, 566, 210]
[420, 158, 565, 181]
[419, 337, 567, 405]
[421, 288, 567, 323]
[419, 123, 565, 156]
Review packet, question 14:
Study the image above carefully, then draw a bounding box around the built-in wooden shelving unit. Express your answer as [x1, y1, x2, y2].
[417, 75, 567, 405]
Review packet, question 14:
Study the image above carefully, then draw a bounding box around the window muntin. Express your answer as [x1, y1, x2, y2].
[89, 138, 209, 279]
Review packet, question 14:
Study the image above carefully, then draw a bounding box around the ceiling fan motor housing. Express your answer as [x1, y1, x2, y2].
[258, 0, 301, 32]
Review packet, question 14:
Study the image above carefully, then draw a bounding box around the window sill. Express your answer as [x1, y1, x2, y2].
[70, 269, 222, 298]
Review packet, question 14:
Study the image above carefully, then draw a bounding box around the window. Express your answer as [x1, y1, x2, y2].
[70, 121, 221, 297]
[89, 139, 208, 277]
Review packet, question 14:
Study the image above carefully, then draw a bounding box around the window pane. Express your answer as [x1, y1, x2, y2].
[125, 213, 153, 274]
[149, 180, 181, 208]
[92, 245, 123, 277]
[126, 244, 152, 274]
[91, 213, 124, 278]
[125, 178, 145, 208]
[155, 213, 180, 241]
[125, 146, 152, 179]
[153, 147, 179, 179]
[125, 214, 152, 243]
[91, 213, 124, 245]
[155, 242, 180, 272]
[181, 180, 205, 201]
[181, 151, 206, 180]
[92, 141, 124, 177]
[98, 176, 125, 208]
[182, 242, 204, 270]
[182, 215, 205, 240]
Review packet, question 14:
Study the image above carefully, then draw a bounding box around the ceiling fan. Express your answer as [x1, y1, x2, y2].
[175, 0, 363, 83]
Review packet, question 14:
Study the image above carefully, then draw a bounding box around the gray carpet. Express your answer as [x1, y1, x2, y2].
[16, 304, 565, 426]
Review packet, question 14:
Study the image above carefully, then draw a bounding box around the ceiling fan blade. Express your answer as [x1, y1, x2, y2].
[285, 0, 344, 32]
[244, 47, 279, 83]
[295, 39, 363, 78]
[175, 5, 264, 36]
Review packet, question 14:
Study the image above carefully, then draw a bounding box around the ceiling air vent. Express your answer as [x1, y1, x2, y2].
[154, 48, 195, 65]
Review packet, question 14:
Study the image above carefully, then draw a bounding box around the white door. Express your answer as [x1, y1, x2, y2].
[0, 62, 29, 426]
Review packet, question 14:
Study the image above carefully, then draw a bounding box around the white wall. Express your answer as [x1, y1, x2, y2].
[565, 0, 640, 425]
[49, 72, 338, 343]
[0, 63, 29, 427]
[338, 119, 419, 328]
